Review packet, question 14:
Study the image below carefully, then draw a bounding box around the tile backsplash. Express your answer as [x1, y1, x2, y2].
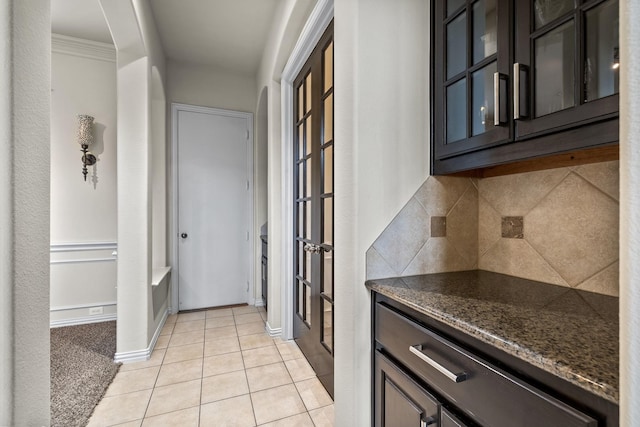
[366, 161, 619, 297]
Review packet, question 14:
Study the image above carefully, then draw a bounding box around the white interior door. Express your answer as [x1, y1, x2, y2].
[176, 106, 252, 310]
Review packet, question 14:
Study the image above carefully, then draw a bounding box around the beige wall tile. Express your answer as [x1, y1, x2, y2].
[372, 198, 430, 273]
[478, 195, 502, 256]
[366, 247, 397, 280]
[479, 239, 569, 287]
[414, 176, 472, 217]
[200, 394, 256, 426]
[576, 262, 619, 297]
[575, 160, 619, 201]
[526, 173, 619, 286]
[479, 168, 569, 215]
[446, 186, 478, 265]
[402, 238, 470, 276]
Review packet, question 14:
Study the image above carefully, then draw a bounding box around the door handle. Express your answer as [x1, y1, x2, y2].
[303, 243, 321, 254]
[181, 233, 188, 239]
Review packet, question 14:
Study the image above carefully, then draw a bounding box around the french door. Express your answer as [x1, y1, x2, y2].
[293, 22, 334, 397]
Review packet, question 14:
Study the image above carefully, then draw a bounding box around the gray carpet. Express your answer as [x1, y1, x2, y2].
[51, 321, 120, 427]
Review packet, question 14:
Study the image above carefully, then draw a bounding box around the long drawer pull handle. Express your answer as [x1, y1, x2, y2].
[409, 344, 467, 383]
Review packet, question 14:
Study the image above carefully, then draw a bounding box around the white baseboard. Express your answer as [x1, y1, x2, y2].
[255, 298, 265, 307]
[50, 313, 117, 328]
[114, 308, 169, 364]
[265, 321, 282, 337]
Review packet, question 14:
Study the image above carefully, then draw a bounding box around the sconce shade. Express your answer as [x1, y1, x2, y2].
[77, 115, 94, 146]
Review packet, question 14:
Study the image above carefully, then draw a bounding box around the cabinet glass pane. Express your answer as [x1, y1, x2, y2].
[472, 62, 497, 136]
[323, 197, 333, 245]
[324, 94, 333, 144]
[324, 41, 333, 93]
[535, 21, 575, 117]
[447, 12, 467, 79]
[323, 251, 332, 298]
[323, 145, 333, 194]
[472, 0, 497, 64]
[447, 0, 465, 17]
[585, 0, 619, 102]
[322, 299, 333, 351]
[446, 78, 467, 143]
[534, 0, 574, 29]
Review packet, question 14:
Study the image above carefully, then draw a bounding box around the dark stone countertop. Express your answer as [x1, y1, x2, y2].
[365, 270, 619, 404]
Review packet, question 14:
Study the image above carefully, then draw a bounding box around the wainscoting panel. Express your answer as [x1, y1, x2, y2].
[50, 242, 117, 327]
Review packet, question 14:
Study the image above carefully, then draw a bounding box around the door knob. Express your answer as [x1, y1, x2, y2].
[181, 233, 188, 239]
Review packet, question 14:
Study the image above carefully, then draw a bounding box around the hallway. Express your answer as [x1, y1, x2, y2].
[87, 306, 334, 426]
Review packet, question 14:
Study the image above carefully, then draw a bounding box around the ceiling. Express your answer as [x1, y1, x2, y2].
[51, 0, 280, 77]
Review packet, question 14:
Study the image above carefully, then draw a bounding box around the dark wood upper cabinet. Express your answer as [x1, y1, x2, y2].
[432, 0, 620, 176]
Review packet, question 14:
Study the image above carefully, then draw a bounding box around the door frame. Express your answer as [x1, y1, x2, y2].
[170, 103, 255, 312]
[280, 0, 333, 339]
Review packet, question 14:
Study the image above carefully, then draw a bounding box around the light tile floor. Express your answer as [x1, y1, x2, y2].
[88, 305, 334, 427]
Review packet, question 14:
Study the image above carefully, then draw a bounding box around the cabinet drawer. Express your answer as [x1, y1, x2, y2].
[375, 303, 597, 427]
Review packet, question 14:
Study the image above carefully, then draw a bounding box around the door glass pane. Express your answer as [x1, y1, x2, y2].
[473, 0, 497, 64]
[534, 0, 574, 29]
[298, 125, 304, 159]
[298, 164, 304, 199]
[324, 94, 333, 144]
[297, 280, 304, 316]
[298, 203, 304, 238]
[298, 84, 304, 120]
[298, 242, 304, 276]
[472, 61, 497, 136]
[306, 117, 313, 156]
[306, 159, 312, 197]
[324, 41, 333, 93]
[323, 299, 333, 352]
[305, 245, 311, 281]
[447, 12, 467, 79]
[447, 0, 465, 17]
[323, 251, 333, 299]
[585, 0, 619, 102]
[323, 145, 333, 194]
[305, 201, 311, 240]
[305, 284, 312, 325]
[535, 21, 575, 117]
[323, 197, 333, 245]
[305, 73, 312, 113]
[446, 79, 467, 143]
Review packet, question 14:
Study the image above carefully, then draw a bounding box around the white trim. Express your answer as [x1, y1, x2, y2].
[280, 0, 334, 340]
[151, 266, 171, 286]
[50, 241, 117, 252]
[50, 313, 117, 328]
[171, 103, 255, 311]
[115, 308, 169, 363]
[50, 257, 116, 265]
[51, 33, 116, 62]
[265, 322, 282, 337]
[50, 301, 117, 312]
[255, 298, 265, 307]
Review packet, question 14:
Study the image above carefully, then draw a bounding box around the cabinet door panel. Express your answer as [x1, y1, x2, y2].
[375, 350, 439, 427]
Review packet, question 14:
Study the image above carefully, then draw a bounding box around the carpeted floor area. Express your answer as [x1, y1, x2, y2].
[50, 321, 120, 427]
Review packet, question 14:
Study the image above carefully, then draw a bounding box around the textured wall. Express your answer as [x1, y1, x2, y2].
[367, 161, 619, 297]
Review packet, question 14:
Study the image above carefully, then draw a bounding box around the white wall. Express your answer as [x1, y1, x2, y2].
[0, 0, 50, 425]
[50, 35, 118, 326]
[619, 1, 640, 425]
[167, 60, 256, 113]
[333, 0, 430, 425]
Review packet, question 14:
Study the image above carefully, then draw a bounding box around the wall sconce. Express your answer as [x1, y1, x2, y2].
[77, 115, 96, 181]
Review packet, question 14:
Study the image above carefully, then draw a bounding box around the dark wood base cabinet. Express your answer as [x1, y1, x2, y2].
[372, 293, 618, 427]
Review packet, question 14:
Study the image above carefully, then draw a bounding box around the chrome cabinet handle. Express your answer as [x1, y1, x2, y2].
[409, 344, 467, 383]
[493, 72, 508, 126]
[513, 63, 529, 120]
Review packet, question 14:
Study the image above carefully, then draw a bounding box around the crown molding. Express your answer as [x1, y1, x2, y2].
[52, 33, 116, 62]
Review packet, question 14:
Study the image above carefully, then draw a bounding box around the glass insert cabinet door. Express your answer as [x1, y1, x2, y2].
[293, 22, 334, 398]
[433, 0, 511, 161]
[514, 0, 619, 138]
